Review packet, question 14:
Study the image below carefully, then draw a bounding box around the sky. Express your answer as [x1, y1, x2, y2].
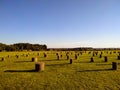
[0, 0, 120, 48]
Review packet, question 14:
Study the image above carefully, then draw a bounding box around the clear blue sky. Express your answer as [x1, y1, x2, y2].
[0, 0, 120, 48]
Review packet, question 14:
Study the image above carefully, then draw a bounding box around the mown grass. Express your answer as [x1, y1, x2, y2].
[0, 51, 120, 90]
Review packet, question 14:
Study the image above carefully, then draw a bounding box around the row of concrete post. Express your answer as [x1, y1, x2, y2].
[0, 57, 118, 71]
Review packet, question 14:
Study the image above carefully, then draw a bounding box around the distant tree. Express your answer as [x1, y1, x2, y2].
[13, 43, 47, 51]
[0, 43, 47, 51]
[0, 43, 7, 51]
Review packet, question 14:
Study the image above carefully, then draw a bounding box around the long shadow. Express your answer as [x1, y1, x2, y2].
[14, 61, 32, 63]
[40, 59, 58, 62]
[40, 59, 68, 62]
[78, 61, 91, 63]
[78, 69, 113, 72]
[46, 63, 69, 67]
[4, 69, 36, 72]
[96, 64, 112, 66]
[58, 59, 69, 61]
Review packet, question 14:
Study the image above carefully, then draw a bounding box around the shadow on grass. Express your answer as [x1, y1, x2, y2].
[46, 63, 69, 67]
[96, 64, 112, 66]
[40, 59, 58, 62]
[14, 61, 32, 63]
[4, 69, 37, 72]
[78, 61, 91, 63]
[40, 59, 68, 62]
[78, 69, 113, 72]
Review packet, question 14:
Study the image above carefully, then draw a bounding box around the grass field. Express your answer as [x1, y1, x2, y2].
[0, 51, 120, 90]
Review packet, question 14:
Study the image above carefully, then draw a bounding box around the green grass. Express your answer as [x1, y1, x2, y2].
[0, 51, 120, 90]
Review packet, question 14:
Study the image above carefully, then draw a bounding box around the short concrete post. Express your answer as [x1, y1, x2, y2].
[57, 55, 59, 60]
[70, 59, 73, 64]
[1, 57, 5, 61]
[104, 56, 108, 62]
[67, 55, 69, 60]
[16, 55, 19, 58]
[112, 62, 117, 70]
[60, 55, 62, 58]
[118, 56, 120, 60]
[44, 53, 47, 58]
[90, 57, 94, 62]
[75, 54, 77, 60]
[35, 62, 45, 72]
[100, 54, 102, 58]
[32, 57, 38, 62]
[26, 55, 29, 57]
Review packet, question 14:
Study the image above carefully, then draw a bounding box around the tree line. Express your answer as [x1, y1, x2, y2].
[47, 47, 93, 51]
[0, 43, 47, 51]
